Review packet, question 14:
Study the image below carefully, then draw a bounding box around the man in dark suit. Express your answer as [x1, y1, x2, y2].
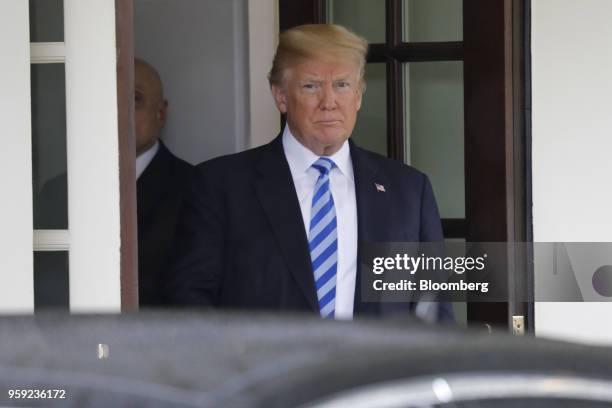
[132, 59, 194, 306]
[167, 25, 450, 321]
[36, 59, 193, 307]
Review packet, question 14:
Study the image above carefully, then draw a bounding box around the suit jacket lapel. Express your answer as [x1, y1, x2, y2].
[253, 136, 319, 311]
[350, 142, 392, 316]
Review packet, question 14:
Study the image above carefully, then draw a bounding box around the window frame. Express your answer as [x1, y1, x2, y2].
[28, 0, 137, 312]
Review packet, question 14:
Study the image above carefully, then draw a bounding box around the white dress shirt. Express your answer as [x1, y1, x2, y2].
[282, 126, 358, 320]
[136, 141, 159, 179]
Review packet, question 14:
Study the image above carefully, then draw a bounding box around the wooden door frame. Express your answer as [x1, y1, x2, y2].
[279, 0, 533, 331]
[115, 0, 139, 311]
[463, 0, 532, 330]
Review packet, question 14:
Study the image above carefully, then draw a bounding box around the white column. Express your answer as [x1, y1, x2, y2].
[64, 0, 121, 312]
[0, 1, 34, 313]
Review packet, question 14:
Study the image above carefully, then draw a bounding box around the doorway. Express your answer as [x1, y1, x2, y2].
[279, 0, 532, 331]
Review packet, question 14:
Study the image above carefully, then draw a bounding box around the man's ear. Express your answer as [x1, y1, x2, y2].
[271, 84, 288, 114]
[157, 100, 168, 127]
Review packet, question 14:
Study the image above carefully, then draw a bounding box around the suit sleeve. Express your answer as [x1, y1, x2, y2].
[164, 165, 225, 306]
[419, 174, 444, 242]
[418, 174, 455, 323]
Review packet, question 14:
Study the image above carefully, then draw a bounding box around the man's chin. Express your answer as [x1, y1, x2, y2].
[312, 135, 349, 155]
[314, 127, 348, 140]
[315, 134, 342, 145]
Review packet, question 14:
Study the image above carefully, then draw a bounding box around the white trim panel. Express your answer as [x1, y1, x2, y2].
[0, 1, 34, 313]
[65, 0, 121, 312]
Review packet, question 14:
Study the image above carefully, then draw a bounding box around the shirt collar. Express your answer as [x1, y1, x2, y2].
[282, 125, 353, 181]
[136, 141, 159, 179]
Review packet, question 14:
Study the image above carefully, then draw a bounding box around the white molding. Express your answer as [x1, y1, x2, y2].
[30, 42, 66, 63]
[64, 0, 121, 313]
[0, 0, 34, 314]
[33, 230, 70, 251]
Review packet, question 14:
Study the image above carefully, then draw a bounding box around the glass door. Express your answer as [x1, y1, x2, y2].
[328, 0, 465, 236]
[328, 0, 468, 325]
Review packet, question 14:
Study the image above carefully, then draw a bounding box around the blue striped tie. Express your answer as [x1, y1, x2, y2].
[309, 157, 337, 318]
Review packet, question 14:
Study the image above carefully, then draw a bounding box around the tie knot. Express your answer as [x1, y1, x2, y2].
[312, 157, 335, 176]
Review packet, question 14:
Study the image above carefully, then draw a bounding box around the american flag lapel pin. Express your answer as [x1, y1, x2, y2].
[375, 183, 386, 193]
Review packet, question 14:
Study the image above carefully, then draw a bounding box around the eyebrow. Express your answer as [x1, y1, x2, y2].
[300, 75, 353, 83]
[300, 78, 322, 83]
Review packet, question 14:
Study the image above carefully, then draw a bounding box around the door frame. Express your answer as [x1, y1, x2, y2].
[115, 0, 534, 326]
[463, 0, 532, 331]
[115, 0, 138, 311]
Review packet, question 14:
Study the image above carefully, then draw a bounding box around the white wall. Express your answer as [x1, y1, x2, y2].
[247, 0, 280, 147]
[532, 0, 612, 344]
[134, 0, 248, 164]
[135, 0, 277, 164]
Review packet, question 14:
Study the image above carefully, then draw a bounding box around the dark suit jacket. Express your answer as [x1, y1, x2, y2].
[137, 142, 194, 306]
[167, 136, 450, 319]
[35, 142, 194, 307]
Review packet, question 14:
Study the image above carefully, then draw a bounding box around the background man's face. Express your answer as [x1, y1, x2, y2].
[135, 62, 167, 156]
[272, 59, 363, 156]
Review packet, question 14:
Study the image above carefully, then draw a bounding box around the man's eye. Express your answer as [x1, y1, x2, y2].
[303, 83, 317, 91]
[337, 81, 350, 89]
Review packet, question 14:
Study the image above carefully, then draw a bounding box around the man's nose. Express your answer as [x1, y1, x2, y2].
[319, 83, 337, 110]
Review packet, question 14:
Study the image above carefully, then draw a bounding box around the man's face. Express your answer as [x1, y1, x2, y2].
[135, 62, 167, 155]
[272, 59, 363, 156]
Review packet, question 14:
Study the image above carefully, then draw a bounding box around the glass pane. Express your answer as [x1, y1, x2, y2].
[29, 0, 64, 42]
[351, 63, 386, 156]
[327, 0, 385, 44]
[403, 0, 463, 42]
[404, 61, 464, 219]
[31, 64, 68, 229]
[34, 251, 69, 310]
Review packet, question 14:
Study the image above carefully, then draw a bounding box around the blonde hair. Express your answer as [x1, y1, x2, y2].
[268, 24, 369, 89]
